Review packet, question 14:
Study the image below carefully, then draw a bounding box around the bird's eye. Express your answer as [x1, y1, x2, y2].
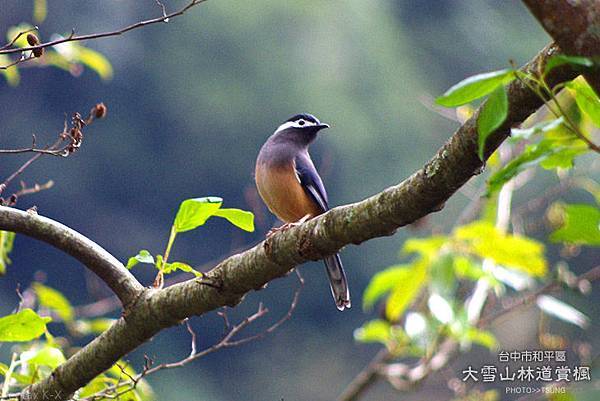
[298, 120, 306, 126]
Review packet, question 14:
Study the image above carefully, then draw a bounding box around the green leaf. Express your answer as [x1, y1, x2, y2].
[33, 0, 47, 23]
[353, 319, 392, 344]
[126, 249, 155, 269]
[174, 197, 223, 233]
[455, 221, 547, 277]
[550, 204, 600, 246]
[402, 236, 447, 258]
[0, 231, 15, 275]
[386, 259, 428, 321]
[510, 117, 565, 142]
[213, 208, 255, 232]
[567, 79, 600, 127]
[0, 309, 51, 342]
[536, 295, 589, 329]
[72, 318, 116, 336]
[162, 261, 203, 277]
[0, 55, 20, 86]
[363, 264, 413, 310]
[21, 344, 66, 369]
[76, 46, 114, 81]
[463, 327, 498, 349]
[33, 283, 74, 322]
[477, 85, 508, 159]
[545, 55, 594, 76]
[435, 69, 515, 107]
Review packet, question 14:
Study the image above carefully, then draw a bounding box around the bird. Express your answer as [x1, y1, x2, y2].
[255, 113, 351, 311]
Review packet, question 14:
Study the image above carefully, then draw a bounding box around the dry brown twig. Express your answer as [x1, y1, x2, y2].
[76, 270, 304, 401]
[0, 103, 107, 206]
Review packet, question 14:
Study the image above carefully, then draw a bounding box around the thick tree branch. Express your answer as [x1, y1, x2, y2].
[522, 0, 600, 93]
[2, 42, 582, 400]
[0, 207, 143, 307]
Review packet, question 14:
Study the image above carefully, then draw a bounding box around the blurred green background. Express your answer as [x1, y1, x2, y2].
[1, 1, 597, 400]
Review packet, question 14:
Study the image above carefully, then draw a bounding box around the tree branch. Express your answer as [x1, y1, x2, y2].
[522, 0, 600, 93]
[2, 42, 582, 400]
[0, 207, 143, 307]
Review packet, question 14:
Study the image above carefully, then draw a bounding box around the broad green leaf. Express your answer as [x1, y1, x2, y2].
[353, 319, 391, 344]
[477, 85, 508, 159]
[213, 208, 255, 232]
[363, 264, 413, 310]
[174, 197, 223, 232]
[429, 255, 456, 297]
[33, 0, 48, 23]
[550, 204, 600, 246]
[33, 283, 74, 322]
[455, 221, 547, 277]
[0, 231, 15, 275]
[0, 55, 20, 86]
[545, 55, 594, 76]
[76, 46, 114, 81]
[126, 249, 155, 269]
[510, 117, 565, 141]
[162, 261, 203, 277]
[536, 295, 589, 328]
[386, 259, 427, 321]
[567, 79, 600, 127]
[435, 69, 515, 107]
[402, 236, 447, 258]
[0, 309, 51, 342]
[21, 344, 66, 369]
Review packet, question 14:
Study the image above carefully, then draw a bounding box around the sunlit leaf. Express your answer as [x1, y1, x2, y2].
[0, 231, 15, 275]
[510, 117, 565, 142]
[6, 24, 36, 48]
[478, 85, 508, 159]
[386, 259, 427, 321]
[33, 0, 48, 23]
[0, 309, 51, 342]
[21, 344, 66, 369]
[536, 295, 589, 328]
[428, 293, 454, 324]
[402, 236, 447, 258]
[550, 204, 600, 246]
[126, 250, 155, 269]
[0, 55, 20, 86]
[363, 264, 412, 310]
[353, 319, 391, 344]
[455, 221, 547, 276]
[162, 261, 203, 277]
[72, 318, 116, 336]
[463, 327, 497, 349]
[174, 197, 223, 232]
[435, 69, 515, 107]
[76, 46, 114, 80]
[33, 283, 74, 322]
[213, 208, 255, 232]
[544, 55, 594, 76]
[567, 78, 600, 127]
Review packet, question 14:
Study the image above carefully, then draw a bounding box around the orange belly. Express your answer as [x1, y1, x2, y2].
[255, 162, 322, 223]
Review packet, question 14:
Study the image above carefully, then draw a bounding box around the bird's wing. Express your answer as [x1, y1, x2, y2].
[295, 153, 329, 212]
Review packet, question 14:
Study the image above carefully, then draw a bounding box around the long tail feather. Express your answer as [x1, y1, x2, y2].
[323, 253, 351, 311]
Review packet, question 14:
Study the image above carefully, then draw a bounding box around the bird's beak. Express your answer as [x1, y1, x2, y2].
[316, 123, 330, 131]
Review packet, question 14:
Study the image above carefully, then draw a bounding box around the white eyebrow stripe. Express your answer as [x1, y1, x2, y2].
[273, 119, 319, 134]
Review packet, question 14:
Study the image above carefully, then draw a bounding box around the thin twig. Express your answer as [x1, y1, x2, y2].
[0, 0, 208, 60]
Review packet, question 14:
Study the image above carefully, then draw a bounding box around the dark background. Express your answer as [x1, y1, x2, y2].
[0, 1, 597, 400]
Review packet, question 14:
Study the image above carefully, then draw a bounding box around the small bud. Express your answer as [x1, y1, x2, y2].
[26, 33, 39, 46]
[27, 34, 44, 57]
[93, 102, 107, 119]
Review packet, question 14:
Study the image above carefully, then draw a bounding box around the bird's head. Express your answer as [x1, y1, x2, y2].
[271, 113, 330, 145]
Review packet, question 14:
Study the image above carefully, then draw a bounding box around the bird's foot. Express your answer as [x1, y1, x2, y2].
[266, 215, 311, 238]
